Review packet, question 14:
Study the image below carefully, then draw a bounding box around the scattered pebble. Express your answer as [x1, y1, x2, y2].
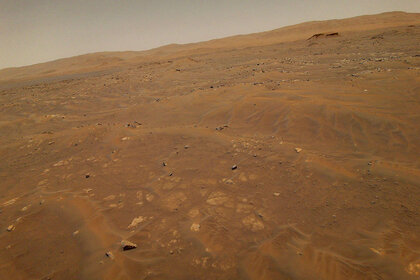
[190, 223, 201, 232]
[6, 225, 15, 232]
[105, 251, 115, 260]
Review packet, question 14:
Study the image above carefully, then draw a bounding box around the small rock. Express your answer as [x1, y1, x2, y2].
[273, 192, 280, 197]
[6, 225, 15, 232]
[85, 174, 90, 179]
[295, 148, 302, 153]
[162, 162, 167, 167]
[190, 223, 200, 232]
[184, 145, 190, 149]
[121, 240, 137, 251]
[146, 193, 154, 202]
[105, 251, 115, 260]
[72, 230, 80, 236]
[231, 165, 238, 170]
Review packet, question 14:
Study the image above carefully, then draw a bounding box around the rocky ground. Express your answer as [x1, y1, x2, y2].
[0, 12, 419, 280]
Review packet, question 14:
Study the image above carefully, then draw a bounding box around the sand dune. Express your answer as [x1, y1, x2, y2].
[0, 11, 419, 280]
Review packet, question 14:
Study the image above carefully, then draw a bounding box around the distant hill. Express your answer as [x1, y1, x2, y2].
[1, 11, 419, 84]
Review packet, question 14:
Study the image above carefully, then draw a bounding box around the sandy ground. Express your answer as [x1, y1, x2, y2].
[0, 12, 420, 280]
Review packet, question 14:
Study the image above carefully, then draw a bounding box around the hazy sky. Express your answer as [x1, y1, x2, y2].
[1, 0, 419, 69]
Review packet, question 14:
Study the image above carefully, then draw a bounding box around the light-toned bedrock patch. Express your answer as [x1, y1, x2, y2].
[188, 208, 200, 218]
[193, 178, 218, 186]
[169, 176, 182, 183]
[206, 191, 233, 207]
[162, 182, 175, 190]
[222, 178, 234, 184]
[190, 223, 201, 232]
[136, 191, 143, 200]
[162, 192, 187, 211]
[103, 194, 116, 201]
[238, 173, 248, 182]
[248, 174, 258, 180]
[2, 198, 18, 207]
[38, 179, 48, 186]
[196, 217, 239, 255]
[236, 202, 254, 214]
[406, 261, 420, 276]
[127, 216, 146, 229]
[145, 193, 154, 202]
[242, 214, 264, 232]
[53, 159, 70, 167]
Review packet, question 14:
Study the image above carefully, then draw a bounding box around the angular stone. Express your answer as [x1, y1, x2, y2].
[121, 240, 137, 251]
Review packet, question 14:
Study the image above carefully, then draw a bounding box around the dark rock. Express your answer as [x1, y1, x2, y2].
[105, 251, 115, 260]
[121, 240, 137, 251]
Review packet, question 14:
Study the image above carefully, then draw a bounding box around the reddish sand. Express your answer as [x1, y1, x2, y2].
[0, 11, 420, 280]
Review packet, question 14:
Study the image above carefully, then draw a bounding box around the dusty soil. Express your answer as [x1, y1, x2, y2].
[1, 12, 420, 280]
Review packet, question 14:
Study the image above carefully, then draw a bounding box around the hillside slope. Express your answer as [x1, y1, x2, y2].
[1, 11, 419, 84]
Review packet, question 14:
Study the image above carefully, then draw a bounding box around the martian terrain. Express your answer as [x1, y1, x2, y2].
[0, 11, 420, 280]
